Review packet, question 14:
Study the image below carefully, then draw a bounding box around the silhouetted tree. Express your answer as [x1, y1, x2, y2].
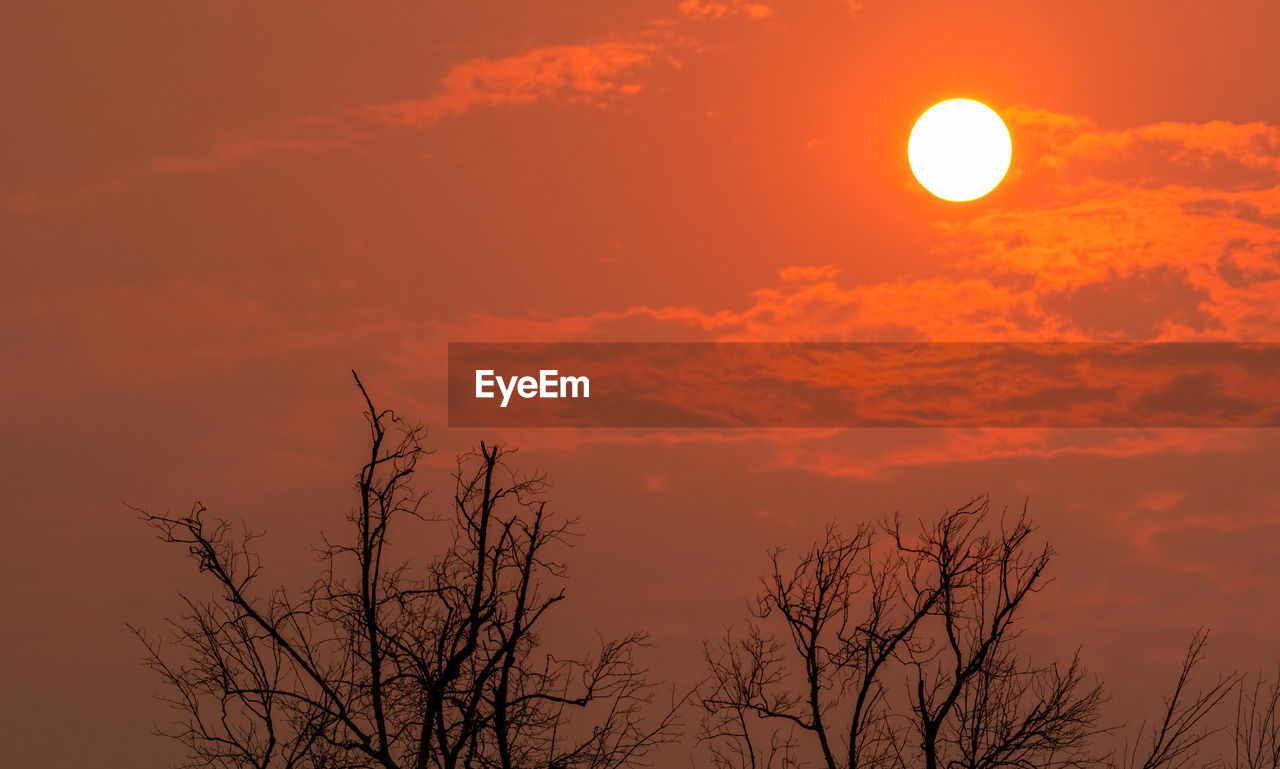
[1231, 668, 1280, 769]
[1117, 630, 1238, 769]
[132, 374, 681, 769]
[700, 496, 1108, 769]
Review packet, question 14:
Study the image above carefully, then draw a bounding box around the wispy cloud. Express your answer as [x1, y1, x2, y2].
[0, 6, 733, 212]
[355, 39, 672, 126]
[0, 120, 370, 213]
[677, 0, 775, 21]
[940, 108, 1280, 339]
[146, 124, 371, 176]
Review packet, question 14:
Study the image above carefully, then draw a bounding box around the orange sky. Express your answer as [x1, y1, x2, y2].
[4, 1, 1280, 766]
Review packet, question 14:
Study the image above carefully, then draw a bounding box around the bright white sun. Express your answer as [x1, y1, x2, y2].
[908, 99, 1012, 202]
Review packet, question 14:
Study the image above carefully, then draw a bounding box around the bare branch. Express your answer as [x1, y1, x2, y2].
[134, 376, 678, 769]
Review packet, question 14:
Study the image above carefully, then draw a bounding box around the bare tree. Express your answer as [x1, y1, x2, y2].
[898, 499, 1107, 769]
[132, 374, 681, 769]
[700, 496, 1107, 769]
[1116, 630, 1239, 769]
[1232, 668, 1280, 769]
[700, 623, 805, 769]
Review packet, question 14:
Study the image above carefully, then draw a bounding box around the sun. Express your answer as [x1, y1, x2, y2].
[908, 99, 1012, 202]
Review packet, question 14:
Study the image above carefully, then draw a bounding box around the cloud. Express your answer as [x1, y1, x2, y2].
[0, 120, 370, 213]
[15, 96, 1280, 471]
[435, 269, 1052, 344]
[356, 39, 671, 127]
[1006, 107, 1280, 181]
[767, 428, 1247, 480]
[931, 109, 1280, 340]
[1, 23, 691, 211]
[146, 124, 370, 175]
[678, 0, 775, 21]
[432, 103, 1280, 345]
[2, 281, 426, 393]
[0, 179, 130, 214]
[415, 106, 1280, 466]
[1, 35, 666, 212]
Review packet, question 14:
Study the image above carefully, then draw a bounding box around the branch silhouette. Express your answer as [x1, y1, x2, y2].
[131, 377, 1267, 769]
[702, 496, 1111, 769]
[132, 373, 682, 769]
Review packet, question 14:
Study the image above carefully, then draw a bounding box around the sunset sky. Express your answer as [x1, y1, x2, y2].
[4, 1, 1280, 766]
